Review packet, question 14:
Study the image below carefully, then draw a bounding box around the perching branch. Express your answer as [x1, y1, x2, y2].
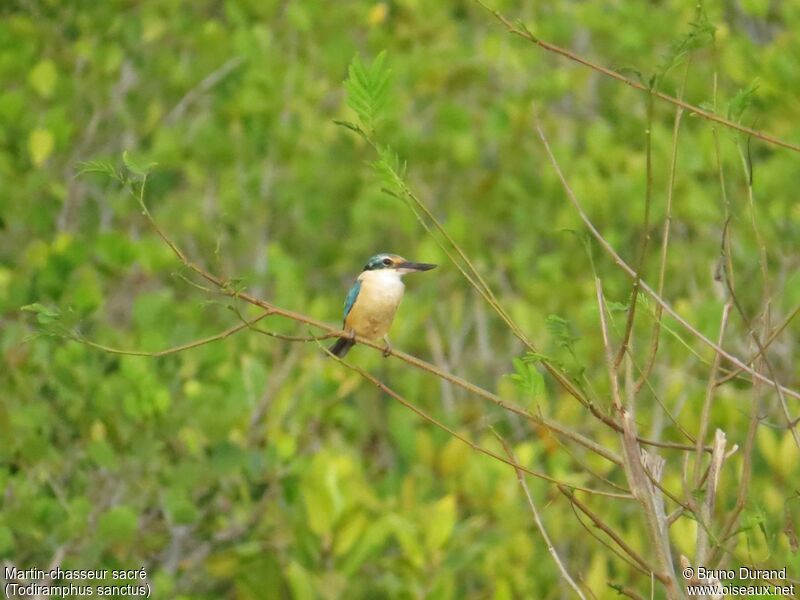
[322, 341, 630, 498]
[89, 173, 642, 479]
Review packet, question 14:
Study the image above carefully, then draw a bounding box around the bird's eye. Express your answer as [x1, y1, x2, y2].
[383, 258, 392, 266]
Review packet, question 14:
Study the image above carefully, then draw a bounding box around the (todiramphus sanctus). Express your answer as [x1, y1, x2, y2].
[329, 253, 437, 357]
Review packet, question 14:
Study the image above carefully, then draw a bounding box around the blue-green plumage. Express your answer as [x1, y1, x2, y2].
[329, 280, 361, 357]
[342, 280, 362, 320]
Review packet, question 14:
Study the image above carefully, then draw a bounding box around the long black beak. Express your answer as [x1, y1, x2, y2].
[398, 261, 437, 272]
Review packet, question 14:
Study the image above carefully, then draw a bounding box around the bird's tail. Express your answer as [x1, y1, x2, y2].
[328, 337, 355, 358]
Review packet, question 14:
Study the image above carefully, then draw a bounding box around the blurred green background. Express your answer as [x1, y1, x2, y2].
[2, 0, 799, 597]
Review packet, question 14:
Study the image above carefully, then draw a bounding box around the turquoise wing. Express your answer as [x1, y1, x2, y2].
[342, 280, 362, 322]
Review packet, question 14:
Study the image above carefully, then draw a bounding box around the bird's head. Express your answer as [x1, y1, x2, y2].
[362, 253, 437, 275]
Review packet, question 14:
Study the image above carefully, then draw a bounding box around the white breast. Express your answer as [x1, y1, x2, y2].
[346, 269, 406, 339]
[362, 269, 405, 304]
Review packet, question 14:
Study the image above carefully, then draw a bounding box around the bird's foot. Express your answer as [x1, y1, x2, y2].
[381, 336, 392, 358]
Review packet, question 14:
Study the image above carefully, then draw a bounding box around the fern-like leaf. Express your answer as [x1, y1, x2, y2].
[344, 51, 392, 131]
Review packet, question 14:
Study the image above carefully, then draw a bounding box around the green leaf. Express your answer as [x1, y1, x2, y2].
[77, 159, 122, 181]
[28, 128, 54, 167]
[508, 356, 545, 398]
[67, 266, 103, 313]
[286, 561, 316, 600]
[389, 514, 425, 567]
[21, 303, 62, 325]
[727, 79, 760, 123]
[340, 517, 392, 577]
[163, 489, 200, 525]
[87, 440, 117, 469]
[122, 150, 157, 176]
[656, 10, 715, 84]
[344, 51, 392, 130]
[374, 144, 407, 188]
[605, 300, 629, 313]
[28, 59, 58, 99]
[425, 495, 457, 552]
[546, 314, 580, 351]
[333, 511, 368, 557]
[97, 505, 138, 544]
[0, 524, 13, 555]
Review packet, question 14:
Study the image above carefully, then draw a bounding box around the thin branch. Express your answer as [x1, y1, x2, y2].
[615, 91, 655, 369]
[715, 303, 800, 386]
[567, 497, 652, 580]
[322, 342, 631, 498]
[606, 583, 646, 600]
[596, 279, 681, 598]
[475, 0, 800, 154]
[738, 134, 770, 312]
[129, 176, 639, 467]
[596, 278, 623, 413]
[533, 115, 800, 402]
[493, 430, 588, 599]
[709, 397, 761, 566]
[561, 486, 663, 579]
[374, 138, 594, 413]
[626, 351, 695, 444]
[637, 61, 690, 392]
[693, 302, 732, 486]
[600, 274, 695, 444]
[229, 308, 339, 343]
[73, 311, 271, 357]
[722, 265, 800, 448]
[694, 430, 728, 566]
[164, 56, 244, 125]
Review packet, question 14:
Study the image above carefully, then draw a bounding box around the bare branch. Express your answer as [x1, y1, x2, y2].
[494, 430, 588, 599]
[694, 430, 728, 565]
[533, 115, 800, 402]
[73, 311, 271, 357]
[322, 342, 631, 498]
[637, 61, 690, 392]
[561, 486, 662, 579]
[693, 302, 732, 486]
[475, 0, 800, 154]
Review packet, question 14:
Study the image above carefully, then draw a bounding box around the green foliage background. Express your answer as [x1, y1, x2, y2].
[2, 0, 799, 597]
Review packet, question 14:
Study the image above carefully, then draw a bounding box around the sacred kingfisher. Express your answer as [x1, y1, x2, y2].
[329, 253, 437, 357]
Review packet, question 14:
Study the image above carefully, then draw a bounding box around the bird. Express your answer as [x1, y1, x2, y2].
[329, 253, 437, 358]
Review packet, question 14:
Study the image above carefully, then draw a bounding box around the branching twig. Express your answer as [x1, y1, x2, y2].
[715, 303, 800, 386]
[637, 61, 691, 393]
[561, 486, 663, 580]
[615, 91, 655, 369]
[73, 311, 271, 357]
[694, 429, 728, 565]
[475, 0, 800, 153]
[693, 302, 732, 486]
[533, 115, 800, 402]
[125, 177, 648, 466]
[365, 129, 593, 413]
[596, 277, 681, 598]
[722, 266, 800, 448]
[493, 430, 588, 598]
[321, 342, 631, 498]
